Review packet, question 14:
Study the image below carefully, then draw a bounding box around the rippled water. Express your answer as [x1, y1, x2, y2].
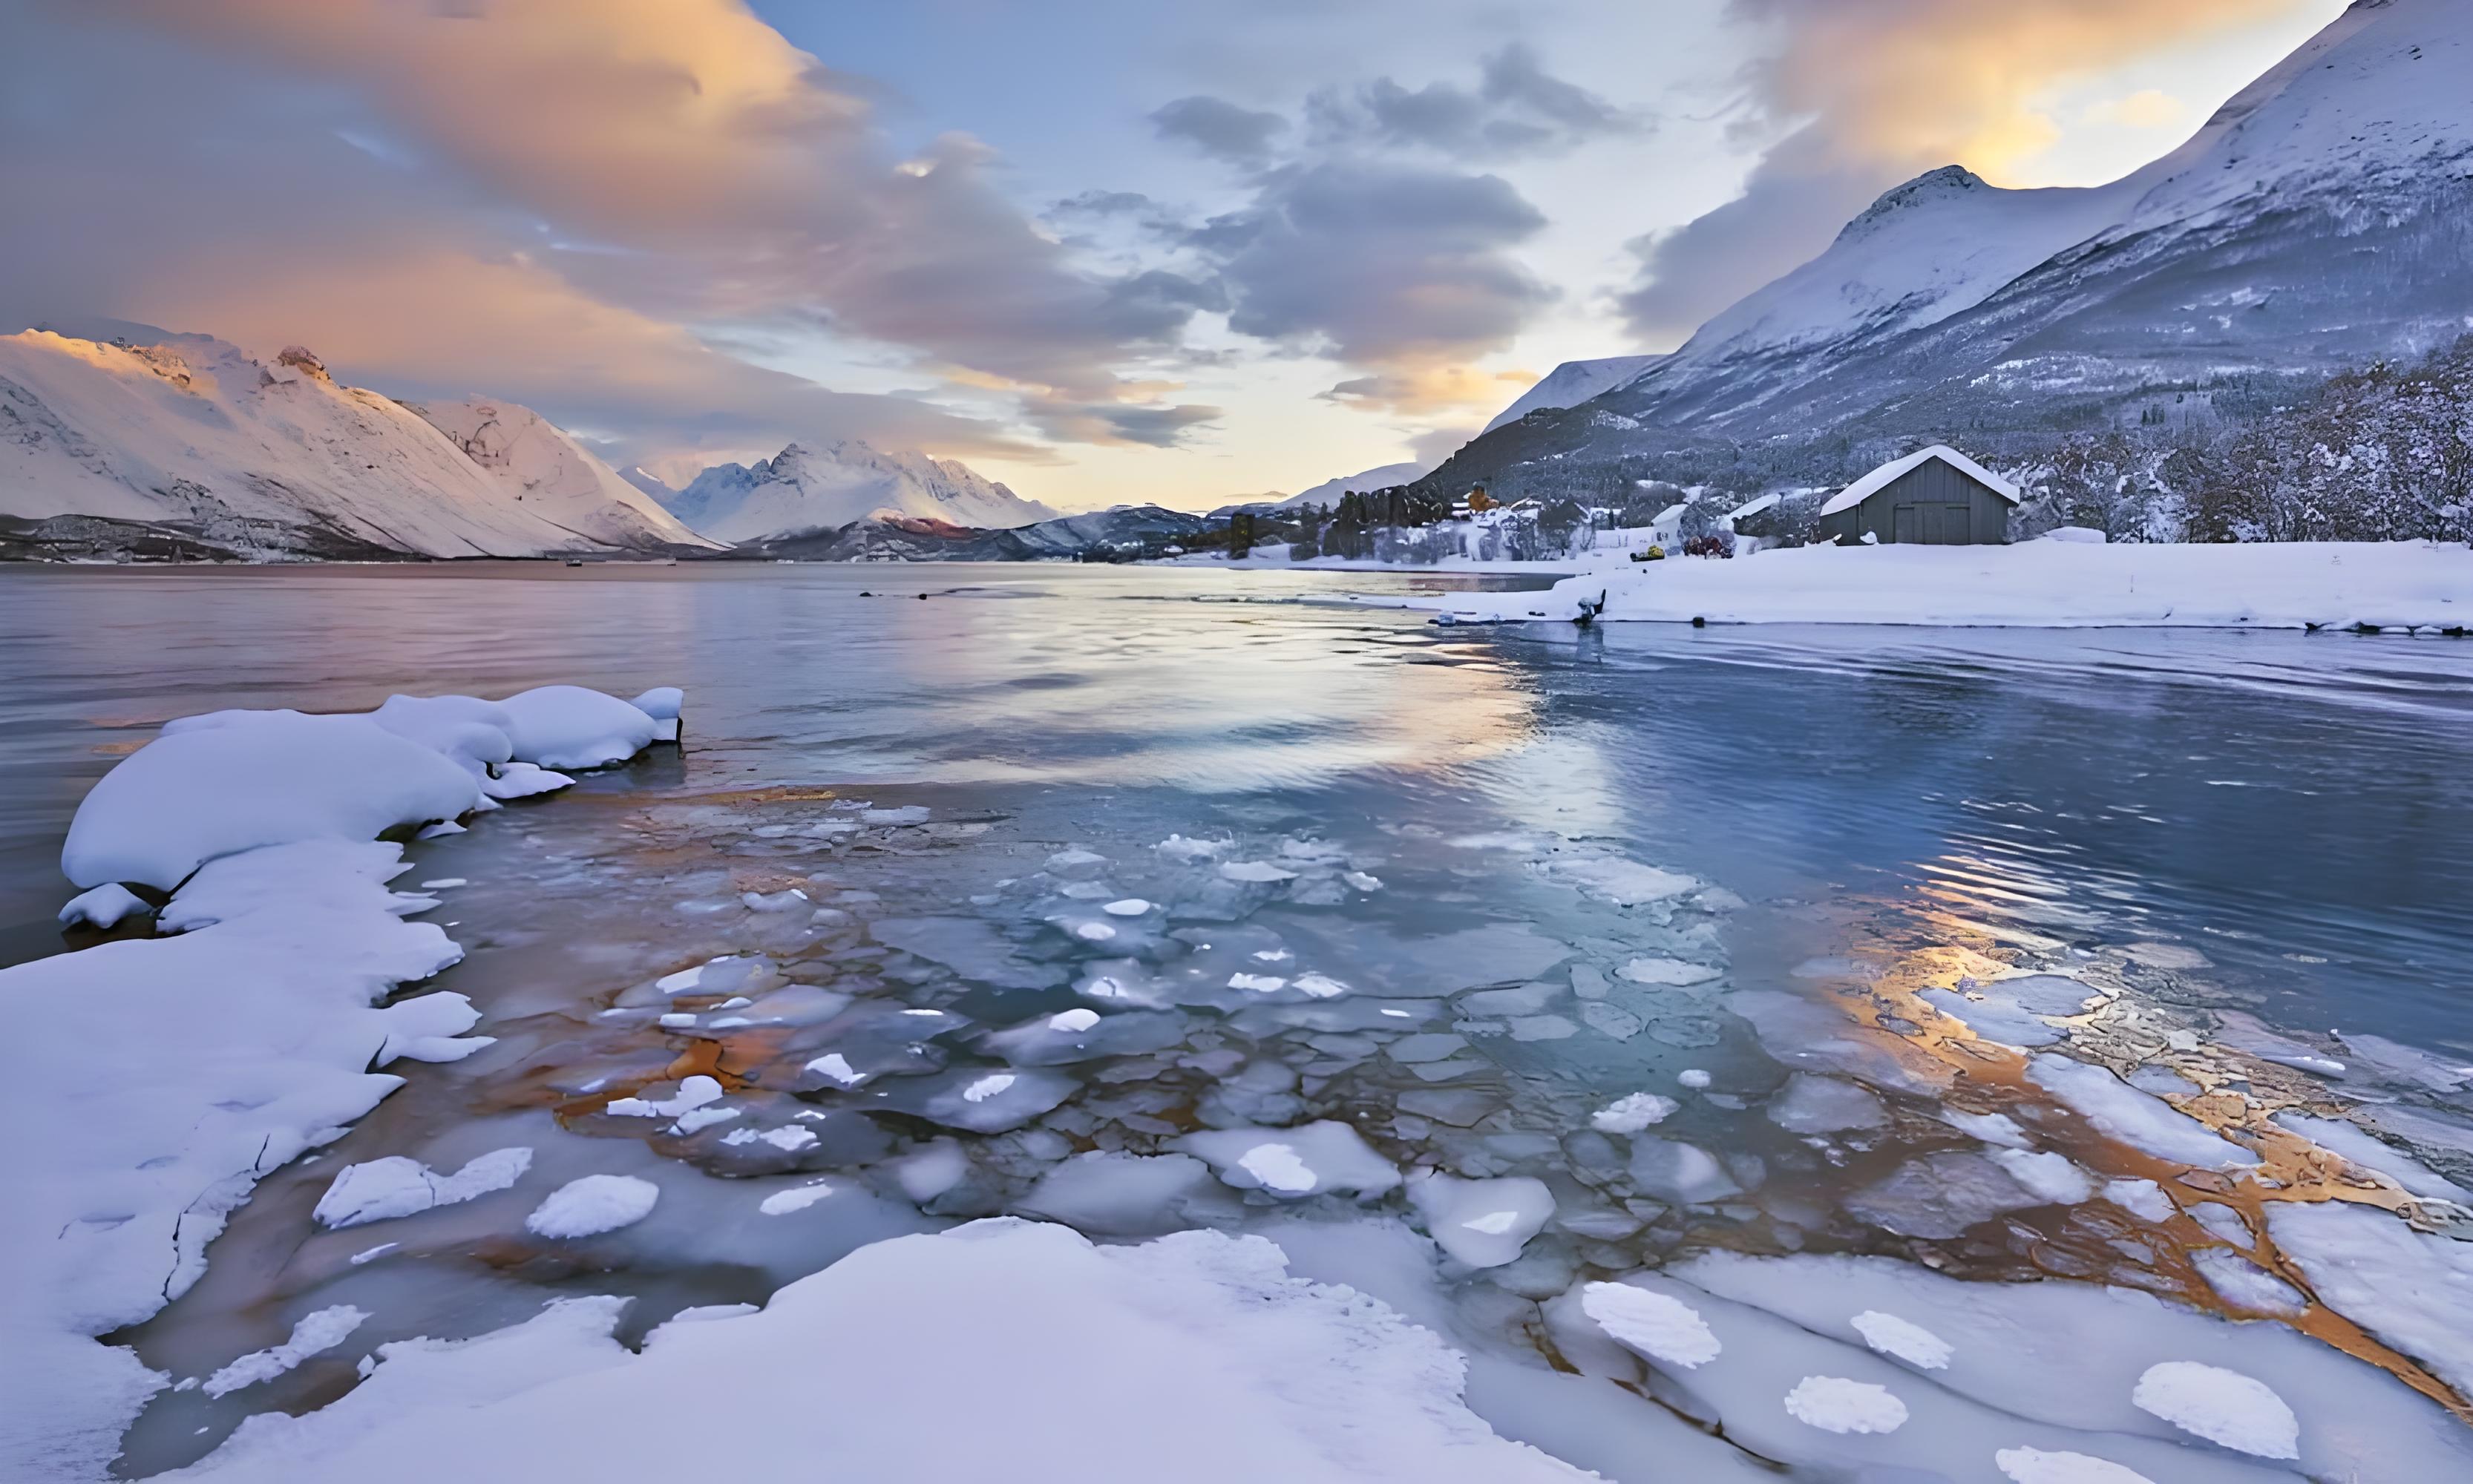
[3, 563, 2469, 1474]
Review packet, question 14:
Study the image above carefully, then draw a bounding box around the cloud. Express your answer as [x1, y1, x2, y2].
[1618, 0, 2312, 344]
[10, 0, 1213, 455]
[1191, 161, 1553, 411]
[1025, 398, 1226, 448]
[1305, 43, 1647, 160]
[1151, 96, 1289, 164]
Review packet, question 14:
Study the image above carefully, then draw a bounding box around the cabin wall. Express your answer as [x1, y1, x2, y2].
[1816, 459, 2012, 545]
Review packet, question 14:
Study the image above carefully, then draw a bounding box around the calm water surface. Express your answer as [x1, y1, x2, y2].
[2, 562, 2469, 1473]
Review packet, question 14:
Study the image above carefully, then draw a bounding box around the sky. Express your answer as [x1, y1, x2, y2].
[0, 0, 2349, 511]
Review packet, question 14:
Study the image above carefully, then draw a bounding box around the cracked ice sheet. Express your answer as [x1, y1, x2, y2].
[168, 1221, 1591, 1483]
[0, 839, 470, 1480]
[1645, 1250, 2473, 1480]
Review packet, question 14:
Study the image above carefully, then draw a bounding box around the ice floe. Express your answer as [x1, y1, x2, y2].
[2132, 1361, 2298, 1458]
[524, 1175, 661, 1239]
[2026, 1054, 2258, 1169]
[1590, 1091, 1678, 1133]
[201, 1305, 370, 1399]
[313, 1148, 532, 1229]
[1182, 1121, 1400, 1198]
[170, 1222, 1589, 1482]
[1406, 1172, 1553, 1267]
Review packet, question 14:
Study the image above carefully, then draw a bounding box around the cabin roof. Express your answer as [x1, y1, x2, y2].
[1819, 444, 2020, 517]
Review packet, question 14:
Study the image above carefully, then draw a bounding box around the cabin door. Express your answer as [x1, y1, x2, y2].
[1896, 504, 1971, 544]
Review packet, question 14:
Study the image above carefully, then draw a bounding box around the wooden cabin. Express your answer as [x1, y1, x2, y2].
[1815, 445, 2017, 545]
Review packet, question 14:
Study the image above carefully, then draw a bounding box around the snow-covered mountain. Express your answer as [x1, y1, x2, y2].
[1432, 0, 2473, 493]
[411, 398, 714, 551]
[0, 330, 706, 558]
[663, 441, 1055, 545]
[1481, 355, 1663, 433]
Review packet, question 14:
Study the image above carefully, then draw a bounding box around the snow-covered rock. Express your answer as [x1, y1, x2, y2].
[524, 1175, 661, 1240]
[662, 439, 1055, 544]
[0, 330, 704, 557]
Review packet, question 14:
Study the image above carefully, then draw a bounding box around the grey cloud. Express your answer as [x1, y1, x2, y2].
[1190, 160, 1552, 408]
[1306, 44, 1645, 160]
[1150, 95, 1289, 163]
[1025, 398, 1224, 448]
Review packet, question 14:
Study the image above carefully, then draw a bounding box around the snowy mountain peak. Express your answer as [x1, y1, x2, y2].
[663, 439, 1055, 545]
[0, 329, 707, 557]
[1836, 167, 1989, 243]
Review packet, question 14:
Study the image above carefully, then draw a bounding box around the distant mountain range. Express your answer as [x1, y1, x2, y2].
[0, 330, 710, 559]
[1427, 0, 2473, 505]
[657, 440, 1055, 545]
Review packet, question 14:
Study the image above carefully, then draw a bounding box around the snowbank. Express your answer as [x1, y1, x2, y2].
[1, 684, 678, 1480]
[171, 1221, 1590, 1483]
[62, 686, 673, 892]
[1386, 541, 2473, 630]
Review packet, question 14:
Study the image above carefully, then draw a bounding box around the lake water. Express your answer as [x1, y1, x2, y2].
[4, 562, 2470, 1474]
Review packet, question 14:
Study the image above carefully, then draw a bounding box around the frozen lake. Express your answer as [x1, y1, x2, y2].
[4, 562, 2471, 1477]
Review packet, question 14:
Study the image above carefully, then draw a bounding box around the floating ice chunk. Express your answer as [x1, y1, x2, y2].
[2265, 1199, 2473, 1399]
[2272, 1111, 2469, 1201]
[897, 1140, 972, 1204]
[905, 1066, 1077, 1133]
[2027, 1055, 2257, 1169]
[1628, 1137, 1743, 1204]
[2101, 1178, 2172, 1223]
[862, 806, 930, 826]
[1181, 1121, 1399, 1198]
[1619, 956, 1720, 988]
[1944, 1108, 2033, 1148]
[1677, 1068, 1711, 1089]
[1582, 1282, 1720, 1368]
[756, 1126, 816, 1153]
[1229, 973, 1287, 992]
[1294, 972, 1349, 999]
[1850, 1311, 1951, 1370]
[1016, 1152, 1213, 1235]
[1509, 1014, 1578, 1042]
[1591, 1092, 1678, 1133]
[1073, 921, 1119, 941]
[1920, 988, 2066, 1047]
[1386, 1033, 1466, 1064]
[1783, 1376, 1907, 1434]
[313, 1147, 533, 1229]
[2131, 1361, 2298, 1458]
[2333, 1031, 2473, 1093]
[1996, 1447, 2155, 1483]
[348, 1243, 398, 1266]
[202, 1304, 370, 1398]
[2189, 1250, 2306, 1316]
[1538, 857, 1697, 906]
[1991, 1149, 2094, 1205]
[59, 883, 150, 928]
[497, 686, 660, 770]
[1406, 1172, 1553, 1267]
[525, 1175, 660, 1238]
[1046, 848, 1107, 870]
[1101, 899, 1153, 916]
[1579, 1002, 1644, 1040]
[1219, 860, 1298, 883]
[741, 887, 809, 912]
[1847, 1152, 2040, 1238]
[1154, 834, 1226, 860]
[804, 1052, 868, 1088]
[603, 1074, 725, 1119]
[417, 878, 466, 890]
[1343, 872, 1383, 891]
[1766, 1074, 1887, 1134]
[759, 1183, 833, 1216]
[1049, 1008, 1101, 1033]
[670, 1104, 740, 1135]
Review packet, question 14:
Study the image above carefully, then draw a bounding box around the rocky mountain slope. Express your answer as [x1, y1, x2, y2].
[738, 503, 1210, 562]
[662, 441, 1055, 545]
[1428, 0, 2473, 502]
[0, 330, 707, 559]
[1481, 355, 1663, 434]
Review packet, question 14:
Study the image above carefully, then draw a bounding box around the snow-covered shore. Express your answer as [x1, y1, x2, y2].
[1376, 541, 2473, 631]
[0, 684, 683, 1480]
